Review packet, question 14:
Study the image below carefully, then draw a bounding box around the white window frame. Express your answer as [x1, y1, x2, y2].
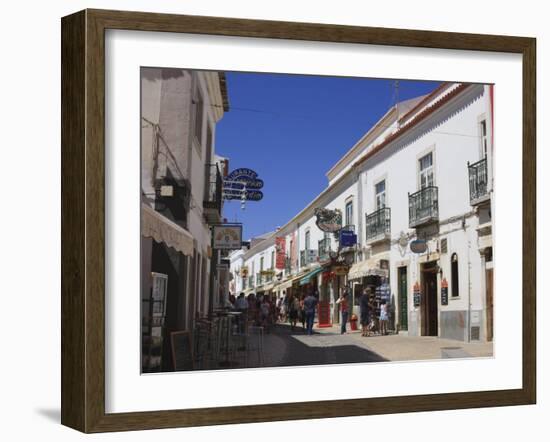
[477, 114, 488, 159]
[345, 197, 354, 227]
[417, 147, 436, 190]
[374, 178, 387, 210]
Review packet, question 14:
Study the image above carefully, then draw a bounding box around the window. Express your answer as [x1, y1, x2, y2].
[260, 257, 264, 272]
[480, 120, 488, 158]
[451, 253, 459, 297]
[345, 200, 353, 226]
[194, 88, 204, 148]
[305, 230, 311, 250]
[375, 180, 386, 209]
[271, 250, 275, 269]
[419, 152, 434, 189]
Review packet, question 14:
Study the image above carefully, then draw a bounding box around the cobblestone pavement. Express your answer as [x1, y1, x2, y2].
[243, 323, 387, 369]
[241, 322, 493, 369]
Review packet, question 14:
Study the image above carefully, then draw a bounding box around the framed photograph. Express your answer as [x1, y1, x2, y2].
[61, 9, 536, 433]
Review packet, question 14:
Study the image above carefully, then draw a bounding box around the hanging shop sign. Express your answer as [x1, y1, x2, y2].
[339, 229, 357, 248]
[260, 269, 275, 276]
[223, 168, 264, 201]
[275, 236, 286, 269]
[410, 239, 428, 254]
[212, 224, 243, 250]
[441, 277, 449, 306]
[314, 208, 342, 232]
[333, 265, 349, 276]
[240, 266, 249, 278]
[413, 281, 422, 307]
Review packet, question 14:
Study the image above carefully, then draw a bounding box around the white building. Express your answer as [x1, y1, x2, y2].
[140, 68, 229, 371]
[231, 82, 494, 342]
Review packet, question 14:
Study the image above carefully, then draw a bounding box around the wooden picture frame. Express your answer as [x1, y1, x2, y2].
[61, 8, 536, 433]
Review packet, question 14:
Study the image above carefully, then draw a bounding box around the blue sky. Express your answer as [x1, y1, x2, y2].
[216, 72, 440, 240]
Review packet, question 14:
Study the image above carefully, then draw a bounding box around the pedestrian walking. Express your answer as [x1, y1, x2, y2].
[289, 296, 300, 331]
[336, 289, 350, 334]
[359, 289, 371, 337]
[379, 301, 389, 335]
[303, 291, 318, 335]
[235, 292, 248, 334]
[299, 295, 306, 331]
[260, 297, 271, 332]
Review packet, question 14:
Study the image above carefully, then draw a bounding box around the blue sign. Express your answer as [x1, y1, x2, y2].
[339, 230, 357, 247]
[224, 168, 264, 190]
[224, 189, 263, 201]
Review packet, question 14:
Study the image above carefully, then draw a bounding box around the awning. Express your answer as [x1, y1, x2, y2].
[141, 203, 194, 256]
[348, 259, 388, 280]
[277, 273, 303, 290]
[260, 282, 275, 292]
[299, 266, 323, 286]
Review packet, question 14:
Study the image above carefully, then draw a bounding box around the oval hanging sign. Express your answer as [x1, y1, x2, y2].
[410, 239, 427, 254]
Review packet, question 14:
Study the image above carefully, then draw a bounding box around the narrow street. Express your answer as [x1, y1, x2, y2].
[248, 323, 387, 369]
[232, 322, 493, 370]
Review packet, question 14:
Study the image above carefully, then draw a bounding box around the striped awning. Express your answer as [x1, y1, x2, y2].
[348, 259, 388, 280]
[141, 203, 194, 256]
[299, 266, 323, 286]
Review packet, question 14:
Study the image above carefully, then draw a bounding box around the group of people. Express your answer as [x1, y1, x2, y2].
[228, 285, 390, 337]
[229, 292, 276, 332]
[226, 289, 320, 335]
[336, 287, 390, 336]
[276, 290, 319, 335]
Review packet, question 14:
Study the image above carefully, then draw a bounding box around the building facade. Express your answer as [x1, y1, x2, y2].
[140, 68, 229, 371]
[230, 82, 494, 342]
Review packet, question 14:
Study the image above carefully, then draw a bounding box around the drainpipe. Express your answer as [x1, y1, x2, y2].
[356, 168, 363, 259]
[467, 238, 472, 343]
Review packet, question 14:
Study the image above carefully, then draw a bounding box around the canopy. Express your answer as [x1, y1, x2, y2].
[277, 273, 303, 290]
[141, 203, 194, 256]
[299, 266, 323, 286]
[348, 259, 388, 280]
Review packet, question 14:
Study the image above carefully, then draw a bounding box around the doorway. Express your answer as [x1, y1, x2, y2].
[421, 261, 438, 336]
[397, 266, 408, 331]
[486, 268, 494, 341]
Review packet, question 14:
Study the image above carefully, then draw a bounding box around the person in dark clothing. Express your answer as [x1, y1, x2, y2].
[303, 292, 318, 335]
[359, 288, 371, 336]
[336, 289, 350, 334]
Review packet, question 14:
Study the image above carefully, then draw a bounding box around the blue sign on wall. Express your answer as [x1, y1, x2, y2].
[339, 230, 357, 247]
[223, 168, 265, 201]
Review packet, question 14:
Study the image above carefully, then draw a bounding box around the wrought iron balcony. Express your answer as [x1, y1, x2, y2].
[408, 186, 439, 228]
[468, 157, 489, 205]
[203, 163, 223, 223]
[365, 207, 391, 244]
[318, 238, 331, 262]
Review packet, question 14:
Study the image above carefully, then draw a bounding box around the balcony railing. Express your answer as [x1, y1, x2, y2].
[203, 163, 222, 221]
[468, 157, 489, 204]
[318, 238, 331, 262]
[409, 186, 439, 227]
[365, 207, 391, 243]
